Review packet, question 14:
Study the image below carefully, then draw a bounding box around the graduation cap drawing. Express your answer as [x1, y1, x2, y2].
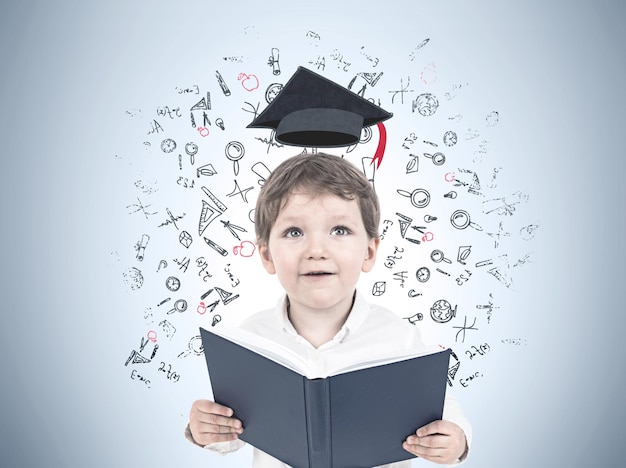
[247, 66, 392, 167]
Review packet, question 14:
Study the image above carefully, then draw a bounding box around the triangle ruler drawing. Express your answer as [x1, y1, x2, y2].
[215, 287, 240, 306]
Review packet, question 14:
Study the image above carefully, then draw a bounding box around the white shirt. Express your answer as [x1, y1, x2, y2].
[187, 292, 472, 467]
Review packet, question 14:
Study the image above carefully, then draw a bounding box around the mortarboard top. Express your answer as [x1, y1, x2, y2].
[247, 66, 392, 147]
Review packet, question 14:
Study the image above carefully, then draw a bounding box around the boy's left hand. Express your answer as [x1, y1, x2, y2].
[402, 419, 467, 465]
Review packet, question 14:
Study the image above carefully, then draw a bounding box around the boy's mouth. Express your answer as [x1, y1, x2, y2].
[303, 271, 333, 276]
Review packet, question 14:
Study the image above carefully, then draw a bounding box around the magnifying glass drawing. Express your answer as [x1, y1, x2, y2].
[167, 299, 188, 314]
[450, 209, 483, 231]
[424, 152, 446, 166]
[225, 141, 245, 176]
[431, 249, 452, 264]
[185, 142, 198, 165]
[178, 335, 204, 358]
[397, 188, 430, 208]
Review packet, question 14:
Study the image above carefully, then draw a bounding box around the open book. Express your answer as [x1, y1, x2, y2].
[200, 326, 451, 468]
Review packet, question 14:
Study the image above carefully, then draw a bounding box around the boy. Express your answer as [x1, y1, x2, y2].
[186, 153, 471, 467]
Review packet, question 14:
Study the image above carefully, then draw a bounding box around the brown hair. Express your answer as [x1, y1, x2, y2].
[254, 153, 380, 245]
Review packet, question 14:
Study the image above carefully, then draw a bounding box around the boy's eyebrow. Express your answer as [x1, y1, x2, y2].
[275, 213, 360, 225]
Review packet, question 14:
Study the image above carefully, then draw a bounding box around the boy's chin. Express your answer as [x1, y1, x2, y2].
[287, 292, 355, 314]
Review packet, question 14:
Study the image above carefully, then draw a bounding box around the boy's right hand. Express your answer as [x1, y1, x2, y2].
[189, 399, 244, 445]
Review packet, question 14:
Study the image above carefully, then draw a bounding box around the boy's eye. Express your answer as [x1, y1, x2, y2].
[284, 228, 302, 238]
[331, 226, 350, 236]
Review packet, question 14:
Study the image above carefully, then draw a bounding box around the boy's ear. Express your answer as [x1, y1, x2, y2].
[258, 243, 277, 275]
[361, 236, 380, 273]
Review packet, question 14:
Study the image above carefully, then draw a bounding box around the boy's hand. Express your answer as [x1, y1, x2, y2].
[402, 419, 467, 464]
[189, 399, 243, 445]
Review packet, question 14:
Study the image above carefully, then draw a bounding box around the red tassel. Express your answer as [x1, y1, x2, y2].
[371, 122, 387, 169]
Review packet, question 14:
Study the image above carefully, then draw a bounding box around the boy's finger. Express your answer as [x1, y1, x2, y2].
[402, 441, 445, 459]
[404, 434, 446, 448]
[192, 430, 240, 445]
[209, 432, 241, 443]
[415, 419, 446, 437]
[195, 400, 234, 417]
[200, 422, 243, 435]
[198, 413, 243, 430]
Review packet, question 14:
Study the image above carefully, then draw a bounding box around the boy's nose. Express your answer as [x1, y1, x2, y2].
[304, 234, 328, 259]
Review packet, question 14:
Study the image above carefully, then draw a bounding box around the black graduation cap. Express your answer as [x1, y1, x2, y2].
[247, 66, 392, 147]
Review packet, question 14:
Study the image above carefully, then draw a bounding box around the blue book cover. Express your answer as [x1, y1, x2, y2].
[200, 326, 450, 468]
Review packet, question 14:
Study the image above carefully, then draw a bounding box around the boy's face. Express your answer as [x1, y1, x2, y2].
[259, 191, 379, 317]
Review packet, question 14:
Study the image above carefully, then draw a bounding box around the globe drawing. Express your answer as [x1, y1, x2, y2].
[430, 299, 457, 323]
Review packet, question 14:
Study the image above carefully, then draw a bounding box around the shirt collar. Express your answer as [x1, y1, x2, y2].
[276, 291, 370, 344]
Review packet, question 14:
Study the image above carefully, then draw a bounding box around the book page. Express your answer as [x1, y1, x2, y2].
[328, 345, 444, 376]
[208, 326, 312, 376]
[206, 326, 444, 378]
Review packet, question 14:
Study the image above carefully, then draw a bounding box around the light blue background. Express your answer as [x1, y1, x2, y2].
[1, 1, 625, 467]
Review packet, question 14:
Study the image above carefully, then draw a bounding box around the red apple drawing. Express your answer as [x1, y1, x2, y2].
[238, 73, 259, 92]
[233, 240, 256, 257]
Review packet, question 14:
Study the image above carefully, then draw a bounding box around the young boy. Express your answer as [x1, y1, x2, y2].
[186, 153, 471, 467]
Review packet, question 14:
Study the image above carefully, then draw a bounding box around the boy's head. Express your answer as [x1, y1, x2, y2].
[254, 153, 380, 246]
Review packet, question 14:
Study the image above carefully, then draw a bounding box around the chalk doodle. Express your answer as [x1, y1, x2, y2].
[220, 219, 247, 240]
[115, 26, 537, 397]
[238, 73, 260, 92]
[179, 231, 192, 249]
[453, 316, 479, 343]
[423, 152, 446, 166]
[465, 343, 491, 360]
[122, 267, 144, 290]
[268, 48, 281, 75]
[166, 299, 187, 315]
[173, 257, 190, 273]
[157, 361, 181, 382]
[372, 281, 386, 296]
[397, 187, 431, 209]
[195, 257, 213, 282]
[413, 93, 439, 116]
[415, 266, 431, 283]
[226, 180, 254, 203]
[198, 187, 227, 236]
[265, 83, 283, 104]
[196, 163, 217, 178]
[431, 299, 457, 324]
[134, 234, 150, 261]
[165, 276, 181, 292]
[158, 208, 185, 230]
[185, 142, 198, 165]
[178, 335, 204, 359]
[450, 209, 483, 231]
[127, 197, 157, 220]
[215, 70, 231, 96]
[233, 240, 256, 257]
[459, 371, 483, 388]
[409, 38, 430, 61]
[389, 77, 414, 104]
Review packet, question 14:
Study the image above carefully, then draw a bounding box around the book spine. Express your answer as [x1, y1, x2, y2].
[303, 378, 332, 468]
